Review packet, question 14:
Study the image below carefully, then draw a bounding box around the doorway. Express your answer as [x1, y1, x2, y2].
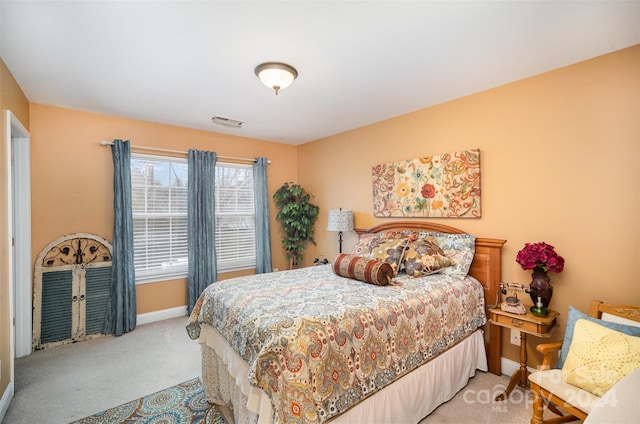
[7, 110, 32, 363]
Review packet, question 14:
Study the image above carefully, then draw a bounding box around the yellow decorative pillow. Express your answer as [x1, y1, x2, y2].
[561, 319, 640, 397]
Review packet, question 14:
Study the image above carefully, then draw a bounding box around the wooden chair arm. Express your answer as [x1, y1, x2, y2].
[536, 341, 563, 370]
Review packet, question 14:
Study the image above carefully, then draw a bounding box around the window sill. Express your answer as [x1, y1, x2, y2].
[134, 264, 257, 285]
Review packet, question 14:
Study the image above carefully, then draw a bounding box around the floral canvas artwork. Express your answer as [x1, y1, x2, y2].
[372, 149, 481, 218]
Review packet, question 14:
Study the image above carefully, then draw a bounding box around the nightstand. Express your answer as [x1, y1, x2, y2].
[488, 307, 559, 401]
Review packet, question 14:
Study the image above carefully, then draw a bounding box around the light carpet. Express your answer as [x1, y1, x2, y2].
[4, 316, 202, 424]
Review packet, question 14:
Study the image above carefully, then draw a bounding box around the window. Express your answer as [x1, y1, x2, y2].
[131, 154, 255, 283]
[215, 165, 256, 271]
[131, 154, 188, 283]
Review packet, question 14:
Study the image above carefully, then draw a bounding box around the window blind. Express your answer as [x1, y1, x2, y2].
[131, 153, 256, 283]
[215, 165, 256, 271]
[132, 154, 189, 282]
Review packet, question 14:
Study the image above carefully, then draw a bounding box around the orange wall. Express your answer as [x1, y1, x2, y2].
[298, 45, 640, 366]
[29, 105, 298, 314]
[0, 58, 31, 400]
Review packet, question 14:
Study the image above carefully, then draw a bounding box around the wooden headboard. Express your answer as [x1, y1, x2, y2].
[354, 221, 506, 375]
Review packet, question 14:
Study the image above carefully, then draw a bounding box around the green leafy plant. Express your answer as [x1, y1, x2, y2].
[273, 182, 319, 269]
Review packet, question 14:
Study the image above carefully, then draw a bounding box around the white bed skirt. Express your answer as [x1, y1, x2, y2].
[199, 324, 488, 424]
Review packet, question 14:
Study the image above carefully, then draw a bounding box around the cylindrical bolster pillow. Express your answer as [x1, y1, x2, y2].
[332, 254, 394, 286]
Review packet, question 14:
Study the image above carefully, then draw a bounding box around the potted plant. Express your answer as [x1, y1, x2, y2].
[273, 182, 319, 269]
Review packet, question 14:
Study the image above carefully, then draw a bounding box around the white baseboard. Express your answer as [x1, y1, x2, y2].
[0, 380, 14, 423]
[137, 305, 187, 326]
[500, 356, 537, 376]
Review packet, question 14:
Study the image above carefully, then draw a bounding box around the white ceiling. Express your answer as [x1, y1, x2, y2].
[1, 1, 638, 145]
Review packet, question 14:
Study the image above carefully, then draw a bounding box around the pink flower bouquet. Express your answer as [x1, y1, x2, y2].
[516, 242, 565, 273]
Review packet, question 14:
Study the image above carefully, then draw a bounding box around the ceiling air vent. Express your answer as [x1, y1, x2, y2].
[212, 116, 243, 128]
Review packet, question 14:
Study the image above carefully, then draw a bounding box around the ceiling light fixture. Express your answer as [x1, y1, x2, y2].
[255, 62, 298, 95]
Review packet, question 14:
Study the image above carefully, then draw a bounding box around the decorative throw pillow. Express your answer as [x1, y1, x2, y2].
[368, 233, 414, 274]
[557, 305, 640, 368]
[350, 231, 412, 256]
[561, 319, 640, 397]
[418, 232, 476, 278]
[403, 236, 454, 277]
[350, 234, 379, 256]
[332, 254, 395, 286]
[350, 231, 413, 274]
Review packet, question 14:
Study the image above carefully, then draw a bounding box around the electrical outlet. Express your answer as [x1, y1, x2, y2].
[510, 329, 521, 345]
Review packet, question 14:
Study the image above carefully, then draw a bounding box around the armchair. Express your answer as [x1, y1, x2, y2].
[528, 300, 640, 424]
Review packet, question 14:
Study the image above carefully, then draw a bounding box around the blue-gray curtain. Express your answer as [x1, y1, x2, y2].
[187, 149, 217, 314]
[105, 139, 137, 336]
[253, 157, 272, 273]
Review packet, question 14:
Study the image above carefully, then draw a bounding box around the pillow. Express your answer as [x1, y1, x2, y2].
[350, 231, 412, 256]
[350, 233, 380, 256]
[350, 231, 414, 274]
[368, 235, 412, 274]
[332, 254, 395, 286]
[557, 305, 640, 368]
[403, 236, 454, 277]
[418, 232, 476, 277]
[561, 319, 640, 397]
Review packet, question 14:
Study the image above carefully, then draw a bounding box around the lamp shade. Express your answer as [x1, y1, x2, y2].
[327, 210, 354, 232]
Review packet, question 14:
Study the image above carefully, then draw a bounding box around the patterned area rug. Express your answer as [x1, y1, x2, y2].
[71, 378, 227, 424]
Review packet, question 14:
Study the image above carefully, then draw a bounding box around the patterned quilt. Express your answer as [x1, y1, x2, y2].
[187, 265, 486, 424]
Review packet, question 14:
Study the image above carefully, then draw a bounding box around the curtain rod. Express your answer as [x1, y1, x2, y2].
[99, 140, 270, 164]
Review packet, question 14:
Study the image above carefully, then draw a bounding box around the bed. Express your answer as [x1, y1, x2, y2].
[187, 221, 505, 424]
